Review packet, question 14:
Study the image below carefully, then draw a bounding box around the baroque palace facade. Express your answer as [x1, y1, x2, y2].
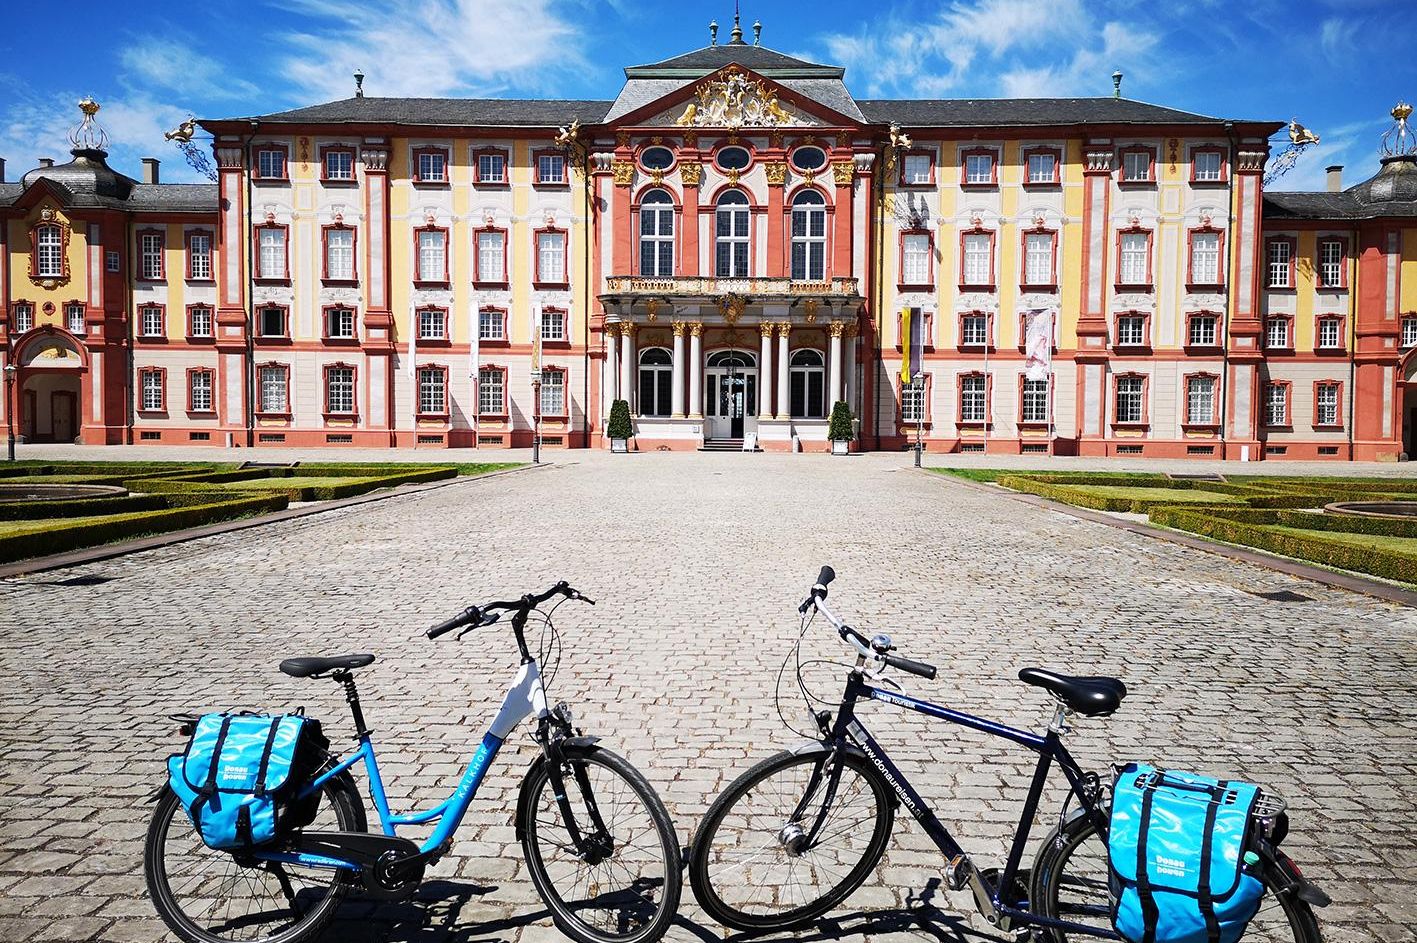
[4, 26, 1417, 459]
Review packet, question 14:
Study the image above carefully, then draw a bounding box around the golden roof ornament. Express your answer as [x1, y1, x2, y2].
[1382, 101, 1417, 158]
[69, 97, 109, 152]
[674, 68, 805, 129]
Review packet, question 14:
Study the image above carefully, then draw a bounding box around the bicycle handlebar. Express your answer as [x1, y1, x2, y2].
[802, 566, 938, 681]
[426, 581, 594, 640]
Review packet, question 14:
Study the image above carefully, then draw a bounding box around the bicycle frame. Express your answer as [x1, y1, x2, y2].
[823, 669, 1118, 939]
[251, 658, 550, 872]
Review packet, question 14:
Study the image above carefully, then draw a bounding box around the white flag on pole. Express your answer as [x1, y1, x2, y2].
[470, 300, 481, 422]
[1024, 308, 1054, 381]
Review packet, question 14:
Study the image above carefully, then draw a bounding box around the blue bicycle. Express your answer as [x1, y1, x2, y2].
[144, 581, 682, 943]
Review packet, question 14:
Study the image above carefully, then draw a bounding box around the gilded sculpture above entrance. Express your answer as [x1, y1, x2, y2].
[674, 68, 811, 129]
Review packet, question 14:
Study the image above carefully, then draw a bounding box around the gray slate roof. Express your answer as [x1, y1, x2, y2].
[858, 97, 1233, 127]
[128, 184, 218, 213]
[1264, 193, 1417, 221]
[224, 98, 611, 128]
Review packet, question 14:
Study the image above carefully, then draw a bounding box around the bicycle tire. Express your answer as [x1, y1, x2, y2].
[519, 743, 682, 943]
[688, 747, 894, 932]
[1029, 808, 1323, 943]
[144, 774, 365, 943]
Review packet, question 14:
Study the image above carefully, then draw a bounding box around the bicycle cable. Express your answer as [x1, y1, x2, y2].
[774, 608, 821, 740]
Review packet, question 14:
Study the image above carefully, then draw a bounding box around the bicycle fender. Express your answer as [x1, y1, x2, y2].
[514, 736, 601, 843]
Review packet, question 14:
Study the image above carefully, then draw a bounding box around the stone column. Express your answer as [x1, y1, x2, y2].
[619, 322, 636, 414]
[828, 319, 845, 407]
[758, 321, 775, 419]
[776, 322, 791, 419]
[603, 322, 620, 409]
[845, 321, 859, 413]
[671, 321, 687, 418]
[688, 322, 704, 418]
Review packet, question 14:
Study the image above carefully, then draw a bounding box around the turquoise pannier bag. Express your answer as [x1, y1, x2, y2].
[167, 713, 325, 851]
[1108, 764, 1266, 943]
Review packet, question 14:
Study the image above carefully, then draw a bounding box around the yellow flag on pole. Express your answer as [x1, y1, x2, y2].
[900, 307, 912, 385]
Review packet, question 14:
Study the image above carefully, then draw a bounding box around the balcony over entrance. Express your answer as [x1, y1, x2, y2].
[601, 275, 861, 306]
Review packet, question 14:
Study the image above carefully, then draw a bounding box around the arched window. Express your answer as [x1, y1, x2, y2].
[706, 350, 755, 369]
[790, 190, 826, 281]
[639, 189, 675, 277]
[715, 190, 750, 277]
[789, 349, 826, 419]
[638, 347, 674, 417]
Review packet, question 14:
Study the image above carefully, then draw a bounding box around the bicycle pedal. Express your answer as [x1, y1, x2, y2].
[943, 854, 972, 891]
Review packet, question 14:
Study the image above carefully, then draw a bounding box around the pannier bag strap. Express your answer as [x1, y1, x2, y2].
[1136, 786, 1158, 943]
[253, 717, 283, 796]
[199, 715, 234, 801]
[1197, 783, 1225, 943]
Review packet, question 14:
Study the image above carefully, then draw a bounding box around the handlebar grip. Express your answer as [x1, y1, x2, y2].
[427, 606, 479, 639]
[816, 565, 836, 589]
[883, 652, 937, 680]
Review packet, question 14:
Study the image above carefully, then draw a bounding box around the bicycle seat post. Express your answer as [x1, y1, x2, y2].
[332, 670, 371, 739]
[1046, 699, 1073, 736]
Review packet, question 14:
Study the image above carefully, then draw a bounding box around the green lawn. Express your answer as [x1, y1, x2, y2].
[1067, 485, 1244, 503]
[1269, 525, 1417, 554]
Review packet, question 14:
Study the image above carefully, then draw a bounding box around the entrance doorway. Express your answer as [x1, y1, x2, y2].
[705, 350, 757, 440]
[20, 373, 83, 443]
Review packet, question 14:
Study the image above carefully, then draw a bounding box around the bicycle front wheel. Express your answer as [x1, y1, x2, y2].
[688, 748, 894, 932]
[519, 743, 682, 943]
[1030, 809, 1323, 943]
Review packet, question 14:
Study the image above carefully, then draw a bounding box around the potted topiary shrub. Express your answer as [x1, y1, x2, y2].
[607, 399, 633, 453]
[827, 400, 854, 455]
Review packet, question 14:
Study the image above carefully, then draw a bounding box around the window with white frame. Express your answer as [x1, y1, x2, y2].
[964, 152, 994, 185]
[1115, 376, 1145, 423]
[1188, 314, 1219, 347]
[960, 374, 987, 422]
[1119, 232, 1149, 285]
[140, 231, 164, 280]
[189, 305, 213, 338]
[1121, 150, 1152, 182]
[1317, 317, 1342, 349]
[1116, 315, 1146, 347]
[476, 230, 506, 283]
[326, 307, 356, 339]
[141, 306, 165, 337]
[66, 303, 85, 335]
[715, 190, 750, 277]
[1315, 384, 1340, 425]
[1265, 317, 1289, 349]
[1264, 383, 1287, 426]
[417, 307, 446, 340]
[1319, 240, 1345, 287]
[476, 152, 505, 183]
[638, 348, 673, 417]
[1186, 376, 1216, 424]
[537, 231, 566, 283]
[259, 365, 288, 413]
[140, 370, 164, 411]
[901, 233, 931, 285]
[962, 233, 991, 286]
[1190, 231, 1221, 284]
[1267, 239, 1293, 288]
[1027, 152, 1056, 184]
[259, 306, 286, 337]
[789, 349, 826, 419]
[1193, 150, 1223, 182]
[1403, 315, 1417, 347]
[325, 228, 354, 280]
[1024, 232, 1054, 285]
[418, 367, 446, 414]
[903, 153, 932, 185]
[541, 309, 567, 342]
[961, 313, 989, 347]
[188, 232, 212, 279]
[479, 309, 505, 341]
[417, 150, 447, 182]
[537, 153, 565, 184]
[13, 304, 33, 333]
[540, 369, 565, 415]
[257, 227, 285, 279]
[901, 377, 927, 423]
[639, 189, 675, 277]
[189, 371, 213, 412]
[478, 366, 504, 414]
[324, 149, 354, 181]
[36, 224, 64, 277]
[106, 251, 120, 273]
[1021, 378, 1049, 423]
[326, 366, 355, 414]
[791, 191, 827, 281]
[257, 148, 286, 179]
[417, 229, 446, 282]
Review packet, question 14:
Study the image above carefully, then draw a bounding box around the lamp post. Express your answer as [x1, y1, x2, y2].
[4, 363, 17, 462]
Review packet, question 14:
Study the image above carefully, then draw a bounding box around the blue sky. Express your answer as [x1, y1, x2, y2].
[4, 0, 1412, 191]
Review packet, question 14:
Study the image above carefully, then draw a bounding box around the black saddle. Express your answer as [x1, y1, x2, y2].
[279, 654, 375, 678]
[1019, 668, 1127, 717]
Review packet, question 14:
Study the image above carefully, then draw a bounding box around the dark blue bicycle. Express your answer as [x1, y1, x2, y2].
[687, 567, 1328, 941]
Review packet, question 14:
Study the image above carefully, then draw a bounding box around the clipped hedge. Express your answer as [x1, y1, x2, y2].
[125, 466, 456, 501]
[0, 494, 169, 521]
[996, 475, 1242, 513]
[0, 494, 288, 565]
[1150, 506, 1417, 585]
[1274, 509, 1417, 539]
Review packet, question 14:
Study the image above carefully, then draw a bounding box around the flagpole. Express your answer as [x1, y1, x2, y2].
[1048, 308, 1056, 454]
[982, 312, 990, 451]
[531, 302, 542, 465]
[408, 302, 418, 450]
[471, 299, 481, 449]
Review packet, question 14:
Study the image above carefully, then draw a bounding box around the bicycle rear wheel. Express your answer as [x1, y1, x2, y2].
[1030, 809, 1322, 943]
[144, 775, 365, 943]
[519, 743, 681, 943]
[688, 747, 894, 932]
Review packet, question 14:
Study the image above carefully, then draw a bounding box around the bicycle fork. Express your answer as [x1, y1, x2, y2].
[539, 705, 614, 864]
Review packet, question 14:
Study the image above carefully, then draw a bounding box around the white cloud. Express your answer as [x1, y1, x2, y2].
[1318, 17, 1359, 64]
[277, 0, 588, 102]
[119, 36, 260, 102]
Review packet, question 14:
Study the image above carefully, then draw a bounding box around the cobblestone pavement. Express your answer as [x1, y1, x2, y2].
[1, 453, 1413, 943]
